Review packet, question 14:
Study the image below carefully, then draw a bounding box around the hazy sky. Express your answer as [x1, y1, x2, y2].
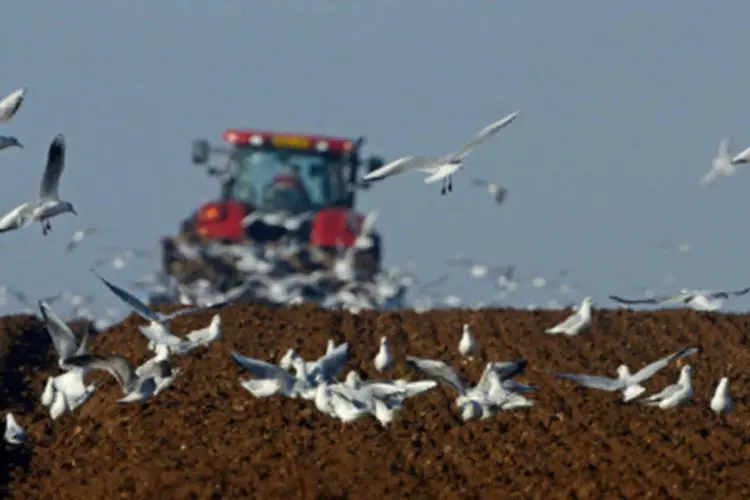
[2, 1, 750, 316]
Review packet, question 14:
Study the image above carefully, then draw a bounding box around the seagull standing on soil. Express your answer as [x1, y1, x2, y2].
[0, 135, 77, 235]
[545, 297, 593, 336]
[363, 110, 520, 195]
[373, 336, 393, 372]
[4, 413, 25, 445]
[0, 87, 26, 123]
[709, 377, 734, 418]
[458, 324, 477, 359]
[701, 138, 750, 187]
[637, 365, 695, 409]
[550, 346, 702, 402]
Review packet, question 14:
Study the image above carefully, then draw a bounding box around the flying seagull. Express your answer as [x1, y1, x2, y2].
[66, 227, 104, 252]
[64, 353, 159, 403]
[701, 138, 750, 187]
[0, 88, 26, 123]
[550, 346, 701, 402]
[92, 269, 237, 348]
[363, 110, 520, 195]
[0, 135, 77, 235]
[471, 178, 508, 204]
[609, 287, 750, 311]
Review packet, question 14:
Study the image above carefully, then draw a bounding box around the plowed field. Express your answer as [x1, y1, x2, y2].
[1, 304, 749, 498]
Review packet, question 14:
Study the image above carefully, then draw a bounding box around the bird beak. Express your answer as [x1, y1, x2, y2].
[16, 142, 23, 149]
[71, 208, 78, 216]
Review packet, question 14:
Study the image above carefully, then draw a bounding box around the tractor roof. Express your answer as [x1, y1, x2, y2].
[223, 129, 359, 154]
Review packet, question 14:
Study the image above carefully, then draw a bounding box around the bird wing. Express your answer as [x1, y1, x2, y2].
[630, 346, 702, 384]
[162, 298, 236, 321]
[231, 352, 293, 383]
[92, 269, 159, 323]
[405, 356, 465, 394]
[450, 110, 520, 161]
[0, 88, 26, 123]
[39, 135, 66, 201]
[638, 383, 681, 403]
[548, 310, 583, 331]
[309, 342, 349, 382]
[731, 145, 750, 164]
[363, 156, 434, 181]
[488, 359, 528, 380]
[64, 354, 137, 391]
[0, 203, 35, 233]
[608, 294, 663, 305]
[552, 373, 622, 391]
[710, 287, 750, 299]
[39, 301, 78, 362]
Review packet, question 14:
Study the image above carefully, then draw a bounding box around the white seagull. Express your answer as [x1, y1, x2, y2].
[92, 269, 234, 350]
[4, 413, 25, 445]
[64, 353, 159, 403]
[544, 297, 593, 336]
[0, 87, 26, 123]
[709, 377, 734, 418]
[458, 324, 477, 359]
[550, 346, 702, 402]
[609, 287, 749, 312]
[701, 138, 750, 187]
[363, 110, 520, 195]
[637, 365, 695, 409]
[66, 227, 104, 252]
[0, 135, 77, 235]
[373, 336, 393, 372]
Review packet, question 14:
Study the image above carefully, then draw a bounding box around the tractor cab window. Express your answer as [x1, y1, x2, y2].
[228, 148, 350, 214]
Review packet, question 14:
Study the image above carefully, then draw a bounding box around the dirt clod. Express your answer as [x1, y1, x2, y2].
[1, 304, 750, 498]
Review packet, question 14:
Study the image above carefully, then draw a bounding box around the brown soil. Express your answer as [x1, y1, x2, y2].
[1, 305, 749, 499]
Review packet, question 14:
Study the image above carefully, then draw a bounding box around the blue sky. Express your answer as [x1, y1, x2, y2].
[2, 1, 750, 316]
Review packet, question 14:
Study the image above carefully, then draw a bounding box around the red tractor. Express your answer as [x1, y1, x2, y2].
[159, 128, 387, 292]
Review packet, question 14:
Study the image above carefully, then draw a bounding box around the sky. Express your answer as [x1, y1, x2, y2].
[2, 0, 750, 317]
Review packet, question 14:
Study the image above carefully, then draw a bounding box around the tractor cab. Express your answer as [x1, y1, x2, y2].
[188, 129, 385, 243]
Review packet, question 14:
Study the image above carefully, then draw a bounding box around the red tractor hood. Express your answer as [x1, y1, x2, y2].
[310, 208, 367, 248]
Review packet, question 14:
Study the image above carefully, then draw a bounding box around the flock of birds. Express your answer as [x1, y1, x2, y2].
[2, 280, 737, 446]
[0, 88, 742, 448]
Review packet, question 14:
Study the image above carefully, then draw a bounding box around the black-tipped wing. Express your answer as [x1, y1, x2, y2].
[710, 287, 750, 299]
[609, 295, 663, 305]
[39, 135, 66, 201]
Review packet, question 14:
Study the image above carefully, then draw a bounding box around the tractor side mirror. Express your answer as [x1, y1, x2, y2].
[366, 156, 385, 174]
[191, 139, 211, 165]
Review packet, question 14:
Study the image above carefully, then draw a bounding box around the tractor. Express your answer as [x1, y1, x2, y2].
[158, 128, 387, 296]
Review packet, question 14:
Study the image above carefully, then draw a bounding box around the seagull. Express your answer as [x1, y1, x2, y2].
[171, 314, 221, 355]
[64, 353, 158, 403]
[0, 88, 26, 123]
[609, 287, 749, 311]
[0, 135, 77, 235]
[544, 297, 593, 336]
[4, 413, 25, 445]
[701, 138, 750, 187]
[0, 135, 22, 151]
[709, 377, 734, 418]
[458, 324, 477, 358]
[66, 227, 104, 252]
[471, 178, 508, 204]
[92, 269, 234, 349]
[373, 336, 393, 372]
[637, 365, 695, 409]
[363, 110, 520, 195]
[550, 346, 702, 402]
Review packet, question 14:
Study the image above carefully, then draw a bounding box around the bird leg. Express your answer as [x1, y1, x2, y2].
[448, 175, 453, 192]
[441, 179, 447, 195]
[42, 221, 52, 235]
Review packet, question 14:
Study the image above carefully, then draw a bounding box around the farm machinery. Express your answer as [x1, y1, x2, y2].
[150, 127, 397, 306]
